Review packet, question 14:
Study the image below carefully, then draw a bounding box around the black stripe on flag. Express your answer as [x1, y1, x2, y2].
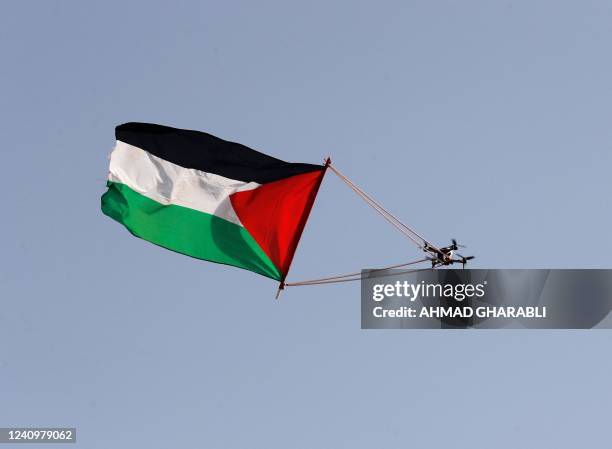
[116, 122, 323, 184]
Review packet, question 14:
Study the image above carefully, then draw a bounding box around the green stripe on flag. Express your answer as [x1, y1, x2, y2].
[101, 181, 281, 280]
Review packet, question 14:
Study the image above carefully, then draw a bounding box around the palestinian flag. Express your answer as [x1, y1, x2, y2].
[101, 123, 326, 281]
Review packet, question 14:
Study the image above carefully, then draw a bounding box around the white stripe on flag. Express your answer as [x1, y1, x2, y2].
[108, 140, 260, 226]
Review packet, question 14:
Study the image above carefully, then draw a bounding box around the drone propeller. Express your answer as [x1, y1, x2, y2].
[452, 238, 466, 249]
[456, 254, 474, 269]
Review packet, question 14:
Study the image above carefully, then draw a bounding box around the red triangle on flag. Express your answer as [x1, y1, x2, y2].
[230, 170, 325, 278]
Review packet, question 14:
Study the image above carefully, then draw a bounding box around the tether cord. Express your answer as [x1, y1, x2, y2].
[284, 257, 430, 287]
[286, 266, 434, 287]
[327, 164, 439, 252]
[330, 166, 422, 247]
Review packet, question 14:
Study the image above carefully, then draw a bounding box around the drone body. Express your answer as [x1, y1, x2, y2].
[424, 239, 475, 269]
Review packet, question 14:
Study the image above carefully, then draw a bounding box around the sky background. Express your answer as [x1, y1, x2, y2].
[1, 0, 611, 447]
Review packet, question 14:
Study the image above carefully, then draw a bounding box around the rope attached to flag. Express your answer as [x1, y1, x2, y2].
[285, 258, 431, 286]
[327, 164, 440, 253]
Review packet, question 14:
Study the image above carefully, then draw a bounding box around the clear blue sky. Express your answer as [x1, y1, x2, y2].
[1, 1, 611, 447]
